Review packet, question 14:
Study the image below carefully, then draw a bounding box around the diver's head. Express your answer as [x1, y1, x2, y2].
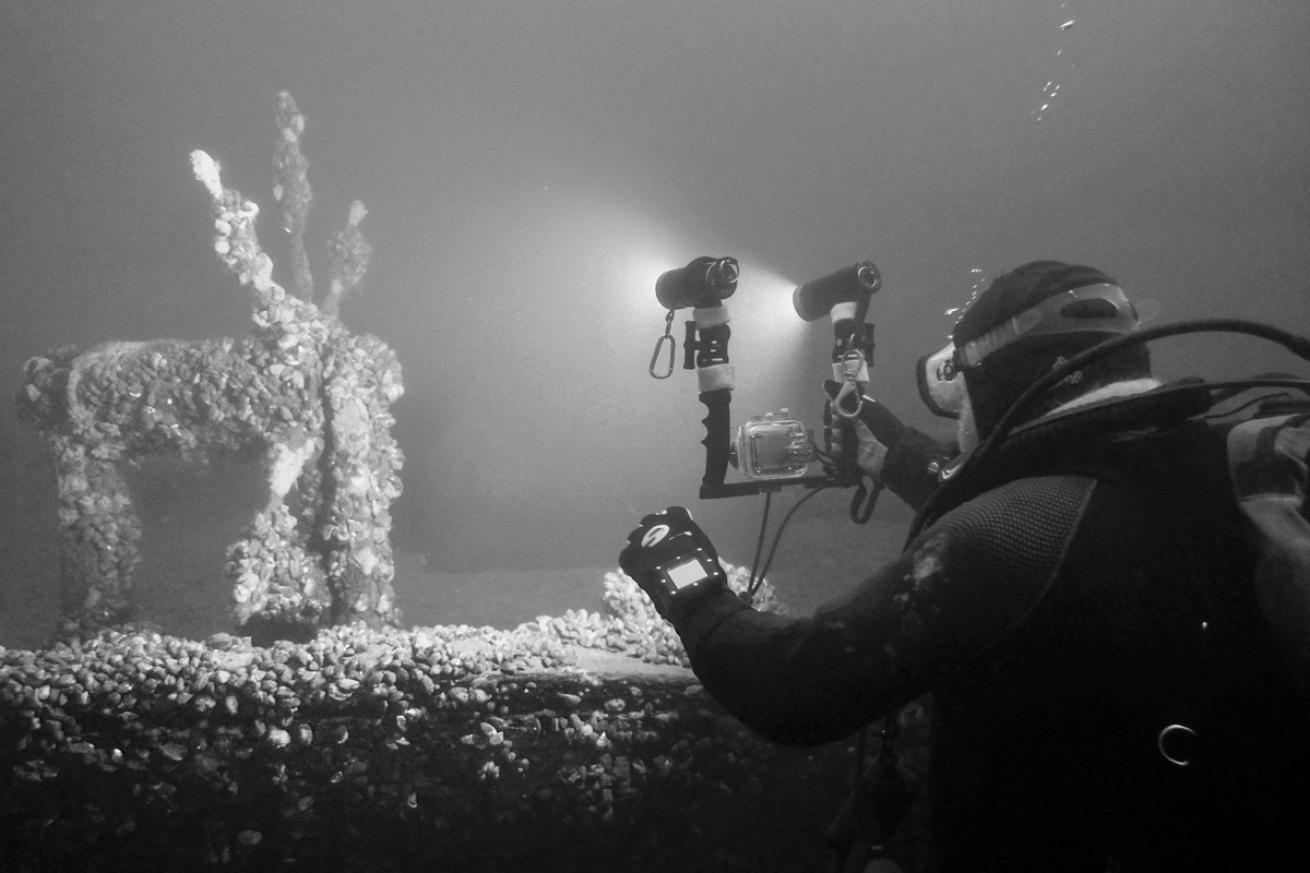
[919, 261, 1150, 447]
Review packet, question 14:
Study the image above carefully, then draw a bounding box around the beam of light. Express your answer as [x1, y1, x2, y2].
[621, 249, 684, 320]
[731, 263, 808, 352]
[721, 259, 817, 416]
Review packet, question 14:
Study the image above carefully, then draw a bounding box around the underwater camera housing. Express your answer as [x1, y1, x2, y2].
[732, 411, 816, 481]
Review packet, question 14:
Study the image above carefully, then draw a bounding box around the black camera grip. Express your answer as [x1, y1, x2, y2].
[699, 388, 732, 492]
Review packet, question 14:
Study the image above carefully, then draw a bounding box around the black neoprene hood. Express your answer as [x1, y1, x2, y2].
[952, 261, 1117, 347]
[948, 260, 1151, 438]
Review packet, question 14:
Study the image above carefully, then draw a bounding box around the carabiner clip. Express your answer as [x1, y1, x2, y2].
[831, 350, 866, 419]
[648, 310, 677, 379]
[831, 380, 862, 419]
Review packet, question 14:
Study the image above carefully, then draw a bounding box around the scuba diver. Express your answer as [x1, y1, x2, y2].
[620, 261, 1309, 872]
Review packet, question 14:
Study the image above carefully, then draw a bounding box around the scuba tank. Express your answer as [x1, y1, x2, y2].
[913, 318, 1310, 711]
[833, 319, 1310, 871]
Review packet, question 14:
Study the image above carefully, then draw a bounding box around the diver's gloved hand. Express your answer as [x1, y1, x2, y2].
[619, 506, 727, 622]
[823, 380, 908, 479]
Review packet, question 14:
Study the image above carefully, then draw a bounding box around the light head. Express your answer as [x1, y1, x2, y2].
[655, 256, 740, 310]
[792, 260, 881, 322]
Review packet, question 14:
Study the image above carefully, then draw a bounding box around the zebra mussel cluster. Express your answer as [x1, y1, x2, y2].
[0, 567, 833, 870]
[522, 560, 788, 667]
[0, 563, 780, 788]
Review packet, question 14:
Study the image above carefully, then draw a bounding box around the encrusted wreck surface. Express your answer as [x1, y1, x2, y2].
[15, 92, 404, 639]
[0, 609, 875, 872]
[0, 564, 934, 871]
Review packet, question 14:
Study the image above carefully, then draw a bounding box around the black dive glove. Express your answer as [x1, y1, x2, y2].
[619, 506, 728, 621]
[823, 380, 908, 480]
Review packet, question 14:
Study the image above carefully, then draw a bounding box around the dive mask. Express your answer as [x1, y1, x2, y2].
[917, 342, 965, 419]
[917, 283, 1140, 420]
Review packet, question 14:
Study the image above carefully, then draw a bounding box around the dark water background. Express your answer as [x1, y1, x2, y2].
[2, 0, 1308, 648]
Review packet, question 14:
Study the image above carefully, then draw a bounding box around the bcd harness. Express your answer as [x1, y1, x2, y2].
[912, 318, 1310, 708]
[831, 319, 1310, 871]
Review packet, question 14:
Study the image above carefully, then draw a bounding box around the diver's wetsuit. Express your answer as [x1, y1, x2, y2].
[671, 424, 1307, 871]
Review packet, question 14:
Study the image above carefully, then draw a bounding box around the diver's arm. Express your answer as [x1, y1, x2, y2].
[827, 387, 954, 511]
[673, 474, 1098, 745]
[881, 425, 954, 510]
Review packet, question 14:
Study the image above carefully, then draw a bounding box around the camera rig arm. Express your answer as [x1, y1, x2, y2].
[648, 256, 884, 503]
[685, 301, 832, 498]
[801, 261, 883, 520]
[686, 304, 748, 497]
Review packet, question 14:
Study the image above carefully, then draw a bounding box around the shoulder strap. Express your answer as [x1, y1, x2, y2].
[1227, 412, 1310, 709]
[910, 382, 1212, 540]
